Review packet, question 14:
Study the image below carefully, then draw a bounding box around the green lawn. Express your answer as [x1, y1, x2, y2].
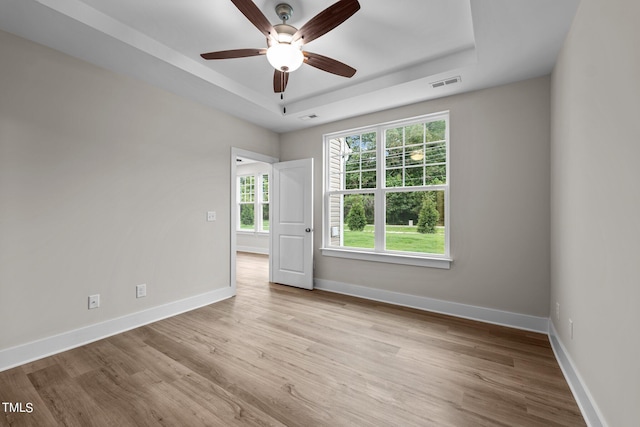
[344, 225, 445, 254]
[240, 220, 269, 231]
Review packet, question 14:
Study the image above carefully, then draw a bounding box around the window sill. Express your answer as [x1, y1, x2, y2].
[236, 230, 269, 235]
[320, 247, 452, 269]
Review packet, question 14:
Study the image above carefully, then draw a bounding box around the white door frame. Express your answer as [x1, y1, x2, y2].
[230, 148, 279, 293]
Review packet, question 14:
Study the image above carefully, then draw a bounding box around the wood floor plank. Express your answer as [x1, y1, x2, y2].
[0, 252, 586, 426]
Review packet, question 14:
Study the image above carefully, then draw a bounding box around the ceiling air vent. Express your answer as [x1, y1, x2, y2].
[299, 114, 319, 121]
[430, 76, 461, 89]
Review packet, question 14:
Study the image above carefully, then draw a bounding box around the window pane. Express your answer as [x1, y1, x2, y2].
[239, 204, 254, 230]
[385, 190, 445, 255]
[385, 127, 403, 148]
[346, 134, 361, 153]
[405, 145, 424, 166]
[362, 132, 376, 151]
[335, 133, 377, 190]
[361, 151, 376, 170]
[262, 174, 269, 202]
[262, 203, 269, 231]
[426, 120, 446, 142]
[361, 171, 376, 189]
[405, 123, 424, 145]
[239, 176, 255, 203]
[386, 148, 403, 169]
[425, 165, 446, 185]
[424, 142, 446, 165]
[328, 194, 342, 247]
[384, 119, 447, 188]
[386, 168, 403, 188]
[405, 166, 424, 187]
[345, 172, 360, 190]
[345, 152, 361, 172]
[343, 194, 375, 249]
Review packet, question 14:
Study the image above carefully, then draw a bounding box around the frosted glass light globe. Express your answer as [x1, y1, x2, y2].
[266, 43, 304, 72]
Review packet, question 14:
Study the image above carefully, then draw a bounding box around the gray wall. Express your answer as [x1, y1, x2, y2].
[280, 76, 551, 317]
[0, 30, 279, 350]
[550, 0, 640, 425]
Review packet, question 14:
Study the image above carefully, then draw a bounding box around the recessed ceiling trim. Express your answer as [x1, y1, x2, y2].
[35, 0, 279, 113]
[284, 45, 476, 116]
[0, 0, 580, 133]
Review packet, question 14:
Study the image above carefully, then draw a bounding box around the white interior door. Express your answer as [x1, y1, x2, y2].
[271, 158, 314, 289]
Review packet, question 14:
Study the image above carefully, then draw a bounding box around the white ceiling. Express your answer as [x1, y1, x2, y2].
[0, 0, 579, 133]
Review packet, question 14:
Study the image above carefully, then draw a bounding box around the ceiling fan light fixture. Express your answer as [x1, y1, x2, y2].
[200, 0, 360, 92]
[266, 43, 304, 72]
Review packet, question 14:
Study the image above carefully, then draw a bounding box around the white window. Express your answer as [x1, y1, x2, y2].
[238, 173, 269, 232]
[323, 112, 450, 268]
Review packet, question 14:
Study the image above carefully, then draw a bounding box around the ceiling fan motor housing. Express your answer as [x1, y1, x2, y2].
[272, 24, 297, 44]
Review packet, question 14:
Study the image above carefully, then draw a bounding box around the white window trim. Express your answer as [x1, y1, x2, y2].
[237, 173, 270, 233]
[321, 112, 451, 268]
[320, 247, 451, 269]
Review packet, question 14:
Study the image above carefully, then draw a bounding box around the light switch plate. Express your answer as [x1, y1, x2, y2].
[136, 284, 146, 298]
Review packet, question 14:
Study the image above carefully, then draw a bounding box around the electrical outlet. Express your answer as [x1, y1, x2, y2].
[569, 318, 574, 339]
[207, 211, 216, 222]
[556, 302, 560, 320]
[136, 284, 147, 298]
[88, 294, 100, 309]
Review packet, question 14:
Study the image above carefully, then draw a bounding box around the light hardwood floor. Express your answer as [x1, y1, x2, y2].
[0, 252, 585, 426]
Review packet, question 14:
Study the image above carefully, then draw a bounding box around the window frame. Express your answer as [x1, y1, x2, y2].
[321, 112, 451, 269]
[237, 173, 270, 234]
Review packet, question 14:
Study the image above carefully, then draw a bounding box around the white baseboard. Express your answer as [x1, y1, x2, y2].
[548, 321, 607, 427]
[0, 286, 234, 373]
[314, 279, 549, 333]
[0, 277, 607, 427]
[237, 246, 269, 255]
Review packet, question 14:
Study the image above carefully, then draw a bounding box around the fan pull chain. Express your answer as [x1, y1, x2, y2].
[280, 72, 286, 114]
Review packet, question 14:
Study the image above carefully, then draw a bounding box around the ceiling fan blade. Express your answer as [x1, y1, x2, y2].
[274, 70, 289, 93]
[230, 0, 277, 42]
[292, 0, 360, 45]
[303, 52, 356, 78]
[200, 48, 266, 60]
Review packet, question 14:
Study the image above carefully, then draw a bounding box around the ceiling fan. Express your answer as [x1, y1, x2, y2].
[200, 0, 360, 94]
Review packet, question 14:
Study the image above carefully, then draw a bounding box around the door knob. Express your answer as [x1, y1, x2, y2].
[305, 228, 311, 232]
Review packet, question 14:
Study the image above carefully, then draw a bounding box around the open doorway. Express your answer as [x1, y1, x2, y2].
[230, 148, 278, 291]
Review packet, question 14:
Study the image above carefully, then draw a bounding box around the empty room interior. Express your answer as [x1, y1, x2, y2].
[0, 0, 638, 426]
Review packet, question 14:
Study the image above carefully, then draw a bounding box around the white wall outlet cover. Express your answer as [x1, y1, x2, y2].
[88, 294, 100, 309]
[207, 211, 216, 221]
